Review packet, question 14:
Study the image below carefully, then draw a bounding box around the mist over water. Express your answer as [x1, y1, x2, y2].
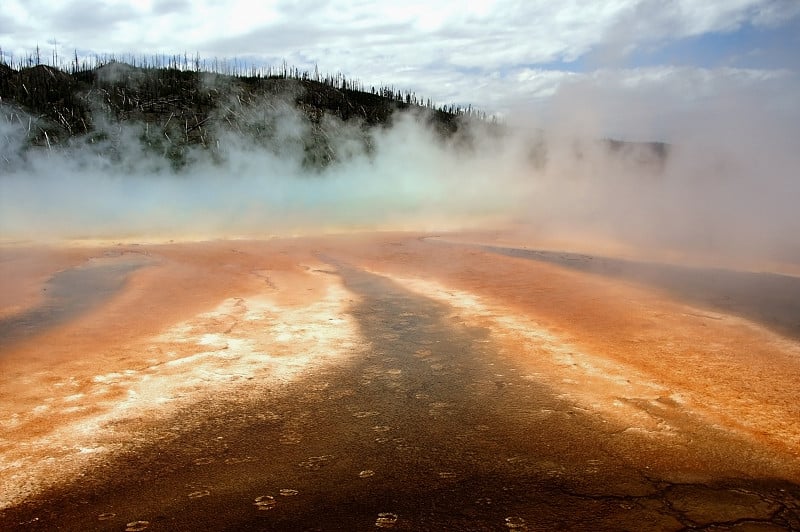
[1, 72, 799, 270]
[0, 109, 503, 236]
[519, 67, 800, 267]
[0, 104, 525, 239]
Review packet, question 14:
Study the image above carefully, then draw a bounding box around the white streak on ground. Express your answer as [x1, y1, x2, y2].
[367, 269, 800, 448]
[0, 269, 364, 510]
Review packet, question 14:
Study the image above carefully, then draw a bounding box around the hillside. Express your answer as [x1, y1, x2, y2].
[1, 61, 484, 168]
[0, 60, 668, 171]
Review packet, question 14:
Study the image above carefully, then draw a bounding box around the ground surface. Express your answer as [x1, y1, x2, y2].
[1, 232, 799, 530]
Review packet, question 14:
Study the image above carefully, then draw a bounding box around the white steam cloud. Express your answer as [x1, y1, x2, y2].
[514, 67, 800, 267]
[1, 71, 799, 270]
[0, 108, 521, 239]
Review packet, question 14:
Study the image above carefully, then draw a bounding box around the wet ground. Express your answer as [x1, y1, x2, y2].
[1, 254, 798, 531]
[479, 244, 800, 341]
[0, 252, 154, 351]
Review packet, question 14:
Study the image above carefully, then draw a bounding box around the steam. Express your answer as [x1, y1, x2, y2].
[514, 67, 800, 267]
[1, 69, 799, 271]
[0, 101, 524, 239]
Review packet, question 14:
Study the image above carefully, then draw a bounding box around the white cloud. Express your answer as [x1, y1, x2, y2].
[3, 1, 794, 66]
[1, 0, 797, 131]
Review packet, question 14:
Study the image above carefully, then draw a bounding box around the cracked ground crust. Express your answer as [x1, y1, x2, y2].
[1, 233, 799, 530]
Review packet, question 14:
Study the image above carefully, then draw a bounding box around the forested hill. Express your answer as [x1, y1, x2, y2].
[0, 59, 668, 170]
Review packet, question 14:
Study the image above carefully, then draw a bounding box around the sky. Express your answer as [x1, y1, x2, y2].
[2, 0, 799, 140]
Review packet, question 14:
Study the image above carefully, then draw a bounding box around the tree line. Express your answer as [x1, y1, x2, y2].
[0, 47, 491, 121]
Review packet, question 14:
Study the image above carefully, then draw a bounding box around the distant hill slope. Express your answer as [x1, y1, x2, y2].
[1, 61, 477, 167]
[0, 61, 668, 170]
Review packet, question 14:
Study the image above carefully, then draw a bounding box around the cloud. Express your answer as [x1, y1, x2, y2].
[151, 0, 191, 16]
[3, 0, 798, 115]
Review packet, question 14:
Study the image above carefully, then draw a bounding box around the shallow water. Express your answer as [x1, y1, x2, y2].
[480, 244, 800, 340]
[0, 253, 153, 352]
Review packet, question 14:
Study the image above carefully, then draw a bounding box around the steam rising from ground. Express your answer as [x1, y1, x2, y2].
[522, 69, 800, 267]
[1, 77, 799, 269]
[0, 109, 520, 238]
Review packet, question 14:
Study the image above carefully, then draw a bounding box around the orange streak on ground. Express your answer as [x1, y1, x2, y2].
[315, 233, 800, 476]
[0, 238, 332, 419]
[0, 239, 361, 507]
[2, 233, 800, 507]
[2, 240, 327, 362]
[0, 245, 93, 319]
